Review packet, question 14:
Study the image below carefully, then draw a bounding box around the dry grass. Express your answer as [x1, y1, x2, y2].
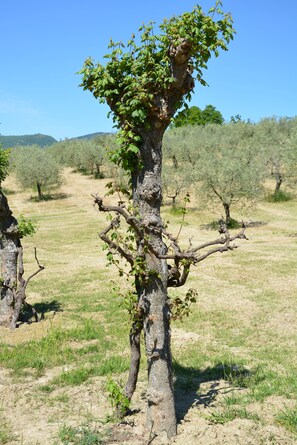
[0, 169, 296, 444]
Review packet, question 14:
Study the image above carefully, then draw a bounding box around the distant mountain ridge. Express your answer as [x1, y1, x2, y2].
[0, 133, 57, 149]
[0, 132, 111, 149]
[71, 132, 110, 140]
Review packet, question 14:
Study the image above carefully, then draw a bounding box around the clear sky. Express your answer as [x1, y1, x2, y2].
[1, 0, 296, 140]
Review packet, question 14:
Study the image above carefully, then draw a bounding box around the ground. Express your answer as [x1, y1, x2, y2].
[0, 169, 296, 444]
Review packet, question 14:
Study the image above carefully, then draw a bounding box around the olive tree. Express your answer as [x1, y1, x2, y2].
[12, 145, 62, 200]
[80, 2, 244, 439]
[167, 123, 265, 226]
[0, 146, 42, 328]
[255, 117, 295, 196]
[50, 136, 111, 178]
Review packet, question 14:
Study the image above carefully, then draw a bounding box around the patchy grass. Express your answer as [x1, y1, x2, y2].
[276, 406, 297, 434]
[0, 410, 16, 444]
[265, 190, 293, 202]
[57, 423, 109, 445]
[207, 406, 260, 424]
[0, 171, 297, 443]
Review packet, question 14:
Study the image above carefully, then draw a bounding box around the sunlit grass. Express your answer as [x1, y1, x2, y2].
[1, 171, 297, 439]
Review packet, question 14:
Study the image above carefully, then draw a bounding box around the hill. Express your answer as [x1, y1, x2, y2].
[0, 132, 114, 149]
[0, 133, 57, 149]
[72, 131, 112, 140]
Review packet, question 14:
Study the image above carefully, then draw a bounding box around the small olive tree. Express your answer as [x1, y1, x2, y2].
[12, 145, 62, 200]
[80, 2, 244, 439]
[166, 123, 265, 226]
[255, 117, 295, 197]
[49, 137, 111, 178]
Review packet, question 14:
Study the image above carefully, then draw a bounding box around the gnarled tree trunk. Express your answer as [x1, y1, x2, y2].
[223, 202, 231, 227]
[0, 191, 21, 328]
[131, 128, 176, 439]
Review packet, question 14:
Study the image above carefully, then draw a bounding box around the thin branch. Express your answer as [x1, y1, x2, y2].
[24, 247, 45, 292]
[99, 216, 134, 266]
[93, 195, 143, 239]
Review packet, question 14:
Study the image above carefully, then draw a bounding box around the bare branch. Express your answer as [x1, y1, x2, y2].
[93, 195, 144, 239]
[24, 247, 45, 291]
[99, 216, 134, 265]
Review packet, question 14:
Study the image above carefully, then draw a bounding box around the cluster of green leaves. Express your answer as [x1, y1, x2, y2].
[17, 214, 38, 237]
[0, 146, 10, 186]
[170, 288, 197, 321]
[79, 1, 234, 172]
[171, 104, 224, 128]
[106, 377, 130, 417]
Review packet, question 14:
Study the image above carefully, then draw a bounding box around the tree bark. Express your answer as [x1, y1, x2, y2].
[131, 127, 176, 439]
[36, 182, 43, 200]
[0, 191, 21, 328]
[275, 172, 283, 194]
[223, 202, 231, 228]
[125, 323, 142, 402]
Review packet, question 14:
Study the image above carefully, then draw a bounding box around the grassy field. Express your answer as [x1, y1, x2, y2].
[0, 169, 296, 445]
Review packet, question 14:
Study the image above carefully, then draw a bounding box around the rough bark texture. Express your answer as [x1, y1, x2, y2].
[37, 182, 43, 200]
[0, 191, 21, 328]
[275, 172, 283, 193]
[125, 326, 142, 402]
[132, 128, 176, 439]
[223, 202, 231, 227]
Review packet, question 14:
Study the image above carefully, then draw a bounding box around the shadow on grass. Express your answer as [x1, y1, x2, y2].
[18, 299, 63, 324]
[173, 361, 251, 422]
[201, 219, 267, 231]
[29, 193, 71, 202]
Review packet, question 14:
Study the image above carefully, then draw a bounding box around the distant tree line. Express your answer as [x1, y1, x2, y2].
[163, 116, 297, 226]
[2, 113, 297, 222]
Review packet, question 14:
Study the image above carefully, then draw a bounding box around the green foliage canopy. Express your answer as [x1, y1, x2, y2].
[164, 122, 266, 222]
[172, 104, 224, 127]
[49, 135, 113, 178]
[79, 2, 234, 171]
[0, 145, 10, 186]
[12, 145, 62, 198]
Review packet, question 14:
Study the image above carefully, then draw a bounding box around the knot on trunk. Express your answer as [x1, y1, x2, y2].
[147, 389, 164, 406]
[169, 39, 192, 65]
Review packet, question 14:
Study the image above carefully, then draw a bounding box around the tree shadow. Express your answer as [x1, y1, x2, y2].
[28, 193, 71, 202]
[18, 299, 63, 324]
[173, 361, 251, 423]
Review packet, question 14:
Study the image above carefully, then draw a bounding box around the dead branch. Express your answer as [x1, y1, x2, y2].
[93, 194, 248, 288]
[9, 247, 45, 329]
[99, 215, 134, 265]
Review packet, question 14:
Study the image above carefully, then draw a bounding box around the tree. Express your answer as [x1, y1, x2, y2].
[172, 104, 224, 127]
[0, 145, 10, 188]
[80, 2, 242, 439]
[49, 136, 112, 178]
[12, 145, 62, 200]
[169, 123, 265, 226]
[162, 130, 192, 207]
[255, 117, 294, 196]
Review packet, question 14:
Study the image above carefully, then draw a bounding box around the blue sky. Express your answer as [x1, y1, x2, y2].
[1, 0, 296, 140]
